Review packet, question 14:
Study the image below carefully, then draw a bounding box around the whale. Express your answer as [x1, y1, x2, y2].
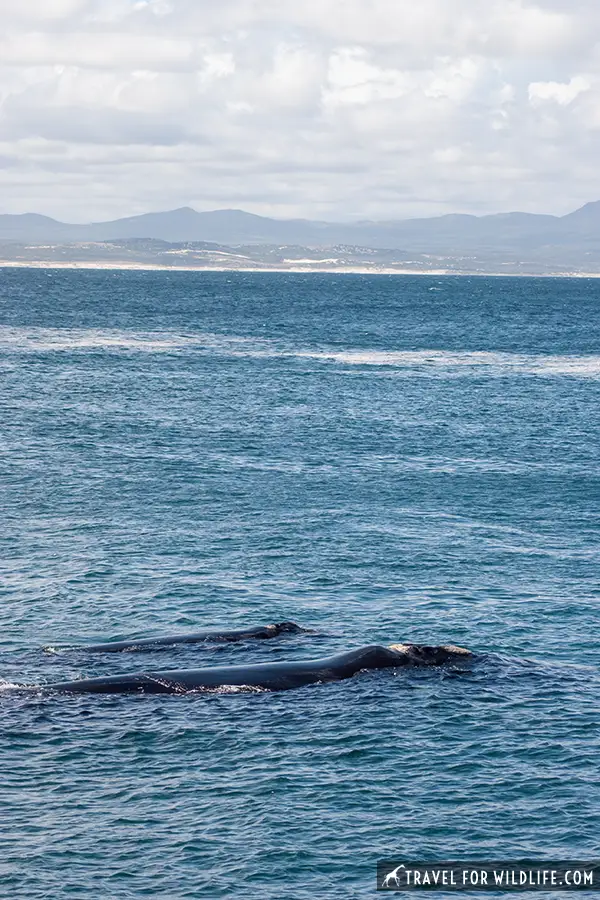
[41, 643, 473, 694]
[66, 621, 305, 653]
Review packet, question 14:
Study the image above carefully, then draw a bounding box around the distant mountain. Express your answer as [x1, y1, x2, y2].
[0, 213, 79, 242]
[1, 202, 599, 257]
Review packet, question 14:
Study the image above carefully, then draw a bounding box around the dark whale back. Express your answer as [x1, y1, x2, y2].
[45, 643, 473, 694]
[78, 622, 305, 653]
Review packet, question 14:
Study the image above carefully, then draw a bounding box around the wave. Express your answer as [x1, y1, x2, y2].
[1, 327, 599, 378]
[0, 679, 22, 690]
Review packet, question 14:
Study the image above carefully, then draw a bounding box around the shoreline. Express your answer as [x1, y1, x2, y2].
[1, 259, 600, 277]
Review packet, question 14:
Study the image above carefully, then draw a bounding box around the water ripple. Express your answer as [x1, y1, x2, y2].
[1, 271, 600, 898]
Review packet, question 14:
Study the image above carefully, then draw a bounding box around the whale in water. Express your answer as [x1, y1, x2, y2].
[41, 643, 473, 694]
[63, 622, 305, 653]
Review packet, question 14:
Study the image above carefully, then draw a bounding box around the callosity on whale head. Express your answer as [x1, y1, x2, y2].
[272, 622, 306, 634]
[387, 643, 473, 664]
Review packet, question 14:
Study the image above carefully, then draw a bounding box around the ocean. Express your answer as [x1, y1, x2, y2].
[1, 269, 599, 898]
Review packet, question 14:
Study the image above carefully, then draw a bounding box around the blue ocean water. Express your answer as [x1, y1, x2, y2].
[1, 270, 599, 899]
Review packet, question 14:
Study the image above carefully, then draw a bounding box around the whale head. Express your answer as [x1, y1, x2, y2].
[271, 621, 305, 634]
[387, 643, 472, 664]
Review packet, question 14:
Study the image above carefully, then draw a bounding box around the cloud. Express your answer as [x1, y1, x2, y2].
[528, 76, 591, 105]
[0, 0, 599, 221]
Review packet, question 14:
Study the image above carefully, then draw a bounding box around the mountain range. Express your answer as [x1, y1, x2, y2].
[0, 201, 598, 250]
[1, 202, 600, 271]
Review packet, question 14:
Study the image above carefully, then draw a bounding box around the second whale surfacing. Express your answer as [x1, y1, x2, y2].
[44, 643, 473, 694]
[72, 622, 305, 652]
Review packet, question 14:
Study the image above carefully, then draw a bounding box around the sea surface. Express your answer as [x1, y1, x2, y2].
[1, 270, 599, 899]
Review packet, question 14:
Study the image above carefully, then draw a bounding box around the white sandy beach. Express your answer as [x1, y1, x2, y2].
[1, 259, 598, 277]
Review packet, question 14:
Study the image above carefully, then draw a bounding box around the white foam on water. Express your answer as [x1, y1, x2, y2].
[294, 348, 600, 377]
[1, 327, 599, 378]
[525, 355, 600, 377]
[0, 327, 216, 353]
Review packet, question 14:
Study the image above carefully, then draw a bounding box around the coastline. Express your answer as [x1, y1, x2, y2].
[1, 259, 599, 277]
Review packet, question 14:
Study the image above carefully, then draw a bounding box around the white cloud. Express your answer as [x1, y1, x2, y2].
[486, 2, 580, 56]
[0, 32, 197, 70]
[424, 58, 482, 102]
[0, 0, 87, 21]
[0, 0, 600, 220]
[528, 76, 591, 105]
[432, 146, 464, 163]
[324, 48, 412, 106]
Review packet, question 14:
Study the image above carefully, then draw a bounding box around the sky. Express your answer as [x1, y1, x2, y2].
[1, 0, 599, 222]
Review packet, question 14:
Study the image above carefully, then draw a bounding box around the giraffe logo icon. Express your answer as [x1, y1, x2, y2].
[382, 864, 406, 888]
